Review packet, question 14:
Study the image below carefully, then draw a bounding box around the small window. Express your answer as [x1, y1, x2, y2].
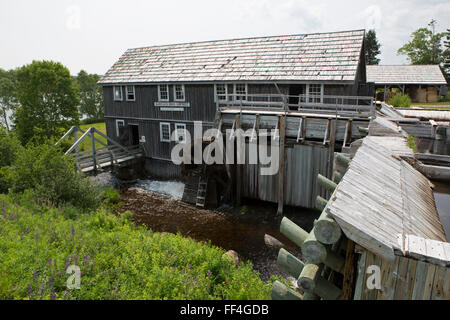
[126, 86, 135, 101]
[174, 84, 185, 101]
[175, 123, 187, 143]
[158, 85, 169, 101]
[308, 84, 323, 103]
[116, 120, 125, 137]
[214, 84, 227, 102]
[160, 122, 171, 142]
[113, 86, 123, 101]
[234, 84, 247, 101]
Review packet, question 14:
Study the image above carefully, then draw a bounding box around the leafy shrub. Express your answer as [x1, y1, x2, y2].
[0, 128, 22, 167]
[8, 143, 101, 210]
[0, 194, 271, 300]
[387, 94, 411, 108]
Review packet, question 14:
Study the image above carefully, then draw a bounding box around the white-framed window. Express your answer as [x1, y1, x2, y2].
[174, 84, 185, 101]
[159, 122, 171, 142]
[214, 84, 228, 102]
[307, 84, 323, 103]
[175, 123, 187, 143]
[115, 119, 125, 137]
[113, 86, 123, 101]
[234, 84, 247, 101]
[158, 85, 169, 101]
[126, 85, 135, 101]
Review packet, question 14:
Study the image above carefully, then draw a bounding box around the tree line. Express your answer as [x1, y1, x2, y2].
[0, 61, 103, 144]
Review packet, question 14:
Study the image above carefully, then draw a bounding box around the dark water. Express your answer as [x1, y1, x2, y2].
[433, 181, 450, 241]
[118, 187, 317, 281]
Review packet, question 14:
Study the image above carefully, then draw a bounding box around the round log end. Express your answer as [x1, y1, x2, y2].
[301, 240, 327, 264]
[314, 219, 342, 245]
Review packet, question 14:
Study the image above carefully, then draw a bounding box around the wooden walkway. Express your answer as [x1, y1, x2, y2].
[57, 126, 143, 174]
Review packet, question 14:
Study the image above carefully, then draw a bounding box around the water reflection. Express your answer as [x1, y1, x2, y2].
[433, 181, 450, 242]
[414, 137, 450, 156]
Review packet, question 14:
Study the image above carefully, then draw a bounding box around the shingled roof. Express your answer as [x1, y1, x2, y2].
[99, 30, 365, 85]
[366, 65, 447, 85]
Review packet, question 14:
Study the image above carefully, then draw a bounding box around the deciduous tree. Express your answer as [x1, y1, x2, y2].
[14, 61, 80, 144]
[0, 68, 18, 131]
[76, 70, 104, 120]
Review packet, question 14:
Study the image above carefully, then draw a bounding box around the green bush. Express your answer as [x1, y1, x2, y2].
[387, 94, 411, 108]
[8, 143, 101, 210]
[0, 128, 23, 193]
[0, 194, 271, 300]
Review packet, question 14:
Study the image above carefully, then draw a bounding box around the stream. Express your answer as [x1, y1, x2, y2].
[118, 182, 317, 281]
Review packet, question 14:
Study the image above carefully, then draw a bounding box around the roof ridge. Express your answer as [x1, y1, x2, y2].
[126, 29, 365, 52]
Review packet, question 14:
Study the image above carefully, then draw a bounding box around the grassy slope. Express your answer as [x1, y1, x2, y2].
[64, 122, 107, 152]
[0, 194, 272, 300]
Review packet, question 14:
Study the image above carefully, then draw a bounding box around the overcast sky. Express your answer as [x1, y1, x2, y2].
[1, 0, 448, 75]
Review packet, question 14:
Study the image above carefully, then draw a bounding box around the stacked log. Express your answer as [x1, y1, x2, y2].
[272, 153, 352, 300]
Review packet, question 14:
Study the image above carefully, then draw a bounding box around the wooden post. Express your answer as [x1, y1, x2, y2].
[277, 248, 304, 278]
[327, 119, 336, 179]
[341, 239, 356, 300]
[301, 232, 327, 263]
[316, 196, 328, 211]
[271, 281, 302, 300]
[317, 174, 337, 193]
[418, 85, 422, 103]
[297, 262, 320, 292]
[91, 128, 97, 172]
[332, 171, 342, 184]
[235, 115, 241, 206]
[314, 210, 342, 245]
[280, 217, 309, 248]
[277, 116, 286, 215]
[336, 153, 350, 167]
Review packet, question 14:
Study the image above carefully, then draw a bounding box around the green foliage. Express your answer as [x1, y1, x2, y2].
[0, 68, 18, 131]
[0, 194, 271, 300]
[101, 187, 119, 206]
[76, 71, 104, 121]
[0, 128, 23, 193]
[8, 142, 101, 210]
[14, 61, 80, 144]
[408, 134, 417, 152]
[397, 21, 449, 67]
[387, 94, 412, 108]
[365, 29, 381, 65]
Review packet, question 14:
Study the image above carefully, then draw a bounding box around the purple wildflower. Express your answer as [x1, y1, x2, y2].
[50, 288, 56, 300]
[65, 262, 69, 270]
[48, 277, 54, 289]
[74, 256, 78, 264]
[33, 272, 38, 282]
[27, 284, 33, 299]
[207, 270, 212, 278]
[20, 237, 24, 241]
[71, 226, 75, 235]
[47, 258, 52, 265]
[64, 289, 70, 300]
[188, 264, 192, 270]
[181, 271, 185, 275]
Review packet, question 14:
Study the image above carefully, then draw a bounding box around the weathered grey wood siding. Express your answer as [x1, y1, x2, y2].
[354, 249, 449, 300]
[242, 142, 329, 208]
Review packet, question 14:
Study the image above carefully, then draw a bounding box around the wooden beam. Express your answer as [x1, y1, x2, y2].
[316, 196, 328, 211]
[317, 174, 337, 193]
[327, 119, 336, 179]
[235, 115, 241, 206]
[277, 115, 286, 215]
[341, 239, 356, 300]
[280, 217, 309, 248]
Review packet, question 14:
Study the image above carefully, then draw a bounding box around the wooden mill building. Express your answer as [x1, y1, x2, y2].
[367, 65, 448, 103]
[99, 30, 374, 210]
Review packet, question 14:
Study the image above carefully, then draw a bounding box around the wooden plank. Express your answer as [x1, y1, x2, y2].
[277, 116, 285, 215]
[377, 256, 400, 300]
[353, 250, 367, 300]
[341, 239, 356, 300]
[431, 266, 450, 300]
[393, 256, 410, 300]
[327, 119, 336, 179]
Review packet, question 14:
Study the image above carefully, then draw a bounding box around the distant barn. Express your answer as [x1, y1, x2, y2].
[99, 30, 370, 179]
[367, 65, 448, 103]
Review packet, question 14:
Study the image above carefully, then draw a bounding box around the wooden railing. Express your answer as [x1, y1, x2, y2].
[216, 93, 376, 118]
[56, 126, 143, 173]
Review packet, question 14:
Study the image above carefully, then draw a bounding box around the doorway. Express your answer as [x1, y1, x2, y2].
[129, 124, 140, 146]
[288, 84, 306, 108]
